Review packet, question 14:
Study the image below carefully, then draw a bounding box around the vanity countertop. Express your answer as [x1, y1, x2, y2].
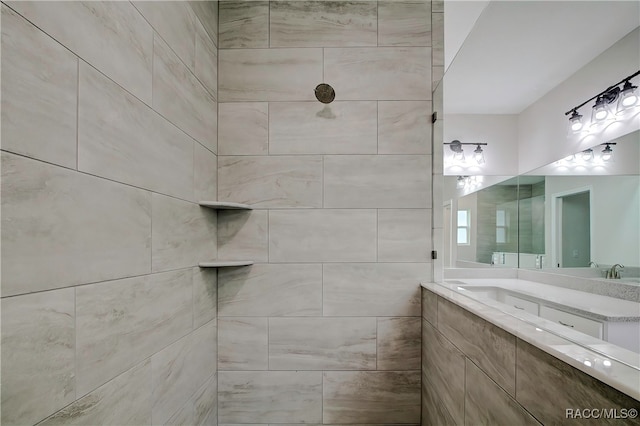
[440, 277, 640, 322]
[421, 280, 640, 402]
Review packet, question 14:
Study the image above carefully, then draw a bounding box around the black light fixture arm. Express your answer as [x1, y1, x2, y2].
[444, 141, 488, 146]
[565, 70, 640, 116]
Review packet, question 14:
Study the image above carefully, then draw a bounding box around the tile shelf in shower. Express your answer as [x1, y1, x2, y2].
[198, 201, 252, 210]
[198, 260, 254, 268]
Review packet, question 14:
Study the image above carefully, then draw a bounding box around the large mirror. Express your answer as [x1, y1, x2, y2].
[518, 131, 639, 280]
[446, 132, 640, 282]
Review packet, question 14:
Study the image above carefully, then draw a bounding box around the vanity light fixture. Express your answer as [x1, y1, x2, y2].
[565, 70, 640, 131]
[456, 176, 466, 189]
[445, 140, 488, 165]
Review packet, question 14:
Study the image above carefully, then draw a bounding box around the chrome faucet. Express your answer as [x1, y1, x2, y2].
[607, 264, 624, 279]
[588, 261, 599, 268]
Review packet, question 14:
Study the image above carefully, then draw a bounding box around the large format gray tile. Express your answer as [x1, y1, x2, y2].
[1, 152, 151, 297]
[269, 210, 377, 262]
[151, 194, 217, 272]
[421, 319, 465, 425]
[377, 317, 421, 370]
[165, 401, 195, 426]
[218, 317, 268, 370]
[270, 1, 377, 47]
[217, 210, 268, 262]
[218, 264, 323, 316]
[218, 371, 322, 423]
[269, 317, 376, 370]
[323, 371, 420, 423]
[437, 297, 517, 396]
[219, 48, 322, 101]
[78, 62, 194, 201]
[76, 269, 193, 396]
[421, 287, 438, 326]
[1, 5, 77, 169]
[378, 1, 431, 46]
[218, 103, 268, 155]
[189, 1, 218, 47]
[153, 36, 217, 152]
[193, 267, 217, 329]
[516, 339, 640, 425]
[219, 0, 268, 48]
[432, 12, 444, 66]
[218, 156, 322, 208]
[466, 359, 541, 426]
[268, 102, 377, 154]
[195, 18, 218, 98]
[194, 373, 218, 426]
[194, 142, 217, 202]
[39, 360, 152, 426]
[8, 0, 153, 102]
[421, 369, 459, 426]
[162, 372, 217, 426]
[323, 263, 427, 316]
[378, 101, 432, 154]
[324, 47, 431, 100]
[324, 155, 431, 208]
[152, 321, 217, 425]
[1, 289, 75, 426]
[134, 1, 197, 71]
[378, 209, 432, 262]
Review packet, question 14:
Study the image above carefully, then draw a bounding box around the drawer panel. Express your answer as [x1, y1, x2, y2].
[504, 294, 538, 315]
[540, 305, 603, 339]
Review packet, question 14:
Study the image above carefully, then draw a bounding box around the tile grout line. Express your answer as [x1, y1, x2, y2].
[76, 58, 80, 171]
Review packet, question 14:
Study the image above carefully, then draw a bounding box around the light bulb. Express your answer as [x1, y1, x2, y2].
[473, 145, 485, 164]
[601, 144, 613, 161]
[592, 96, 610, 122]
[569, 110, 583, 132]
[622, 93, 638, 107]
[617, 80, 639, 114]
[595, 107, 608, 121]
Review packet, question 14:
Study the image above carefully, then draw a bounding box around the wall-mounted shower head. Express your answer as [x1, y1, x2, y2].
[315, 83, 335, 104]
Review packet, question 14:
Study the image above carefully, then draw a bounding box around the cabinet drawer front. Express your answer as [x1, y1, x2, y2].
[540, 305, 603, 339]
[504, 294, 538, 315]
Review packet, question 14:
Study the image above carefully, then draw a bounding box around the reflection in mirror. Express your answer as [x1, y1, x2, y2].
[518, 131, 640, 282]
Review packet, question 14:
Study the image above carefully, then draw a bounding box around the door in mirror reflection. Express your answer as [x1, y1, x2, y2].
[556, 190, 591, 267]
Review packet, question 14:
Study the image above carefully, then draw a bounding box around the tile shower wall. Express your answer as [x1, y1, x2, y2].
[1, 2, 219, 425]
[217, 1, 438, 423]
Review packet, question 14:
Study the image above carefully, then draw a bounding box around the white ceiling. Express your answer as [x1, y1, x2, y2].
[443, 1, 640, 114]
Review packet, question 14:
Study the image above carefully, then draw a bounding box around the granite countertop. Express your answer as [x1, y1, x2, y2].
[440, 278, 640, 322]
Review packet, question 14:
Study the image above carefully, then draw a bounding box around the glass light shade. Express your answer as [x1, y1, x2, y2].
[617, 82, 638, 114]
[581, 149, 594, 161]
[601, 145, 613, 161]
[452, 150, 465, 162]
[592, 102, 609, 121]
[456, 176, 465, 189]
[569, 110, 583, 132]
[473, 146, 485, 164]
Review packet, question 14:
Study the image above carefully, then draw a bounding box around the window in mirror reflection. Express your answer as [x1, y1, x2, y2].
[457, 210, 470, 245]
[496, 209, 509, 244]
